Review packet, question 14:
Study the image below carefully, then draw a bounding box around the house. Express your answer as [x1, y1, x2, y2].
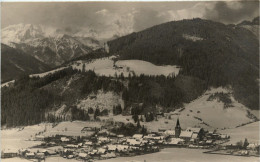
[36, 152, 45, 159]
[61, 137, 70, 142]
[208, 130, 216, 135]
[19, 149, 30, 156]
[158, 128, 167, 132]
[35, 135, 45, 141]
[247, 143, 258, 150]
[65, 144, 78, 148]
[1, 149, 18, 158]
[180, 131, 193, 142]
[107, 145, 117, 151]
[117, 134, 124, 138]
[206, 140, 213, 145]
[68, 155, 74, 159]
[84, 141, 93, 146]
[81, 125, 101, 133]
[25, 152, 35, 159]
[186, 127, 205, 140]
[98, 137, 110, 143]
[168, 138, 184, 145]
[220, 134, 229, 139]
[81, 127, 98, 133]
[115, 145, 129, 152]
[78, 152, 88, 159]
[98, 148, 106, 154]
[164, 130, 175, 137]
[101, 152, 116, 158]
[133, 134, 143, 139]
[40, 149, 57, 156]
[127, 139, 141, 146]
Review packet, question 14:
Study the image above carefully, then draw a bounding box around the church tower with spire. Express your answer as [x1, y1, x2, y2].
[175, 118, 181, 138]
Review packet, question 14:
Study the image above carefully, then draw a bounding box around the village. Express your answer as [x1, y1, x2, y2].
[2, 118, 259, 161]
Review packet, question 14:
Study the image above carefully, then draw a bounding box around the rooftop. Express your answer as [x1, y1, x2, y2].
[180, 131, 193, 138]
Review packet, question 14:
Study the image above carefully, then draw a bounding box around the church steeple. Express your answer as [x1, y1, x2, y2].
[175, 118, 181, 138]
[176, 118, 180, 128]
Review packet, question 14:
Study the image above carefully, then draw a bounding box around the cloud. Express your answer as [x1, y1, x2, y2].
[2, 1, 258, 40]
[132, 8, 168, 31]
[204, 1, 259, 24]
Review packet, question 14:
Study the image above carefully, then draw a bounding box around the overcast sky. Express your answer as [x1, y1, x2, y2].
[1, 1, 259, 33]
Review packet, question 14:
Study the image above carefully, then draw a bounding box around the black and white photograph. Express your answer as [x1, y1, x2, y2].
[1, 1, 259, 162]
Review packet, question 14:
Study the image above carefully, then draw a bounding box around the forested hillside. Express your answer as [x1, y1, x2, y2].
[1, 66, 206, 127]
[108, 18, 259, 110]
[1, 44, 50, 82]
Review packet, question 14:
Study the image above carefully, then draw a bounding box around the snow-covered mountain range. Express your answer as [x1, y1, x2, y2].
[1, 24, 104, 69]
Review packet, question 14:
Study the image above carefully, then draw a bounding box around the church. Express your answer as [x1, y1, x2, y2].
[175, 118, 181, 138]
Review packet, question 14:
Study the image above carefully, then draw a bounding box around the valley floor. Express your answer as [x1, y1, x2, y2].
[1, 121, 259, 162]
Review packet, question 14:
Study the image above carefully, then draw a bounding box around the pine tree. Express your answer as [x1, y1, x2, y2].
[141, 125, 146, 136]
[137, 118, 141, 128]
[243, 138, 249, 149]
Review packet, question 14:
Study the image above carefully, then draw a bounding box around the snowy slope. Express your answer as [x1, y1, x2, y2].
[30, 67, 67, 78]
[173, 87, 257, 129]
[143, 87, 258, 132]
[77, 90, 123, 112]
[1, 123, 52, 151]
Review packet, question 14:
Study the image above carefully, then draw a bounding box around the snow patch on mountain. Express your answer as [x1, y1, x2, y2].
[30, 67, 67, 78]
[182, 34, 204, 42]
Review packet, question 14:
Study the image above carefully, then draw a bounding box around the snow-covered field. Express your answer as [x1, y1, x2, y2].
[220, 121, 260, 145]
[1, 124, 51, 151]
[42, 121, 99, 137]
[116, 60, 180, 77]
[1, 121, 99, 152]
[98, 148, 259, 162]
[71, 57, 180, 77]
[1, 157, 31, 162]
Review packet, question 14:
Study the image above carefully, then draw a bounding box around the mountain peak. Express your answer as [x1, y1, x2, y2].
[1, 24, 55, 45]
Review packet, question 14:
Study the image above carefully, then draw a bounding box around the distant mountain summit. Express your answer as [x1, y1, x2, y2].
[2, 24, 102, 67]
[1, 24, 53, 45]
